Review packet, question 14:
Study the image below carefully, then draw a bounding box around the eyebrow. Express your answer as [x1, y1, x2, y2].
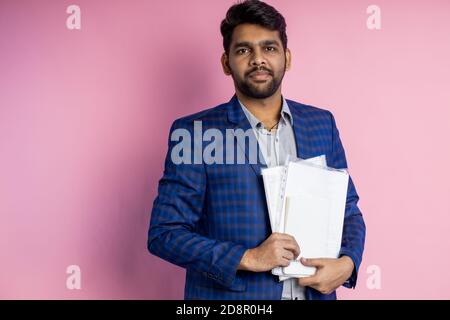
[232, 40, 281, 49]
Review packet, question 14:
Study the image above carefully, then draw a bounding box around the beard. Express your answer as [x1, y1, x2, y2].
[230, 63, 286, 99]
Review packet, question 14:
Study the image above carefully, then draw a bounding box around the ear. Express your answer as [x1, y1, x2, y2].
[221, 53, 231, 76]
[285, 48, 292, 71]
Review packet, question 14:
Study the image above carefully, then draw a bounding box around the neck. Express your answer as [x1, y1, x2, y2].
[235, 87, 283, 125]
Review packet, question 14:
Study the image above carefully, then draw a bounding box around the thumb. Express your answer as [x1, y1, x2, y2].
[301, 257, 324, 267]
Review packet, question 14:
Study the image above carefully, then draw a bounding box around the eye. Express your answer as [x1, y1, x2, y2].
[236, 48, 250, 54]
[265, 46, 277, 52]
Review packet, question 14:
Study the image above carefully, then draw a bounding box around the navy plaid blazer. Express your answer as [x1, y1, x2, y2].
[148, 94, 366, 300]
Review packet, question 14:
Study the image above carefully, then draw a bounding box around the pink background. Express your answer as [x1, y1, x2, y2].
[1, 0, 449, 299]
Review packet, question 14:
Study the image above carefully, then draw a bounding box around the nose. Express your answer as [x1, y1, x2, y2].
[249, 47, 267, 68]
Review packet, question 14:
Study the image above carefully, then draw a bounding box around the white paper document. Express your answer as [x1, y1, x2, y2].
[261, 155, 326, 234]
[261, 155, 349, 281]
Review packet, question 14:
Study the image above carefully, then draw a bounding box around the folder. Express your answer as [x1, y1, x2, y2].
[261, 155, 326, 234]
[261, 155, 349, 280]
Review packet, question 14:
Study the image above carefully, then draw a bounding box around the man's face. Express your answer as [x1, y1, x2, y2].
[222, 23, 291, 99]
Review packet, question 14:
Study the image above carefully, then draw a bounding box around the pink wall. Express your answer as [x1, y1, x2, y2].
[1, 0, 449, 299]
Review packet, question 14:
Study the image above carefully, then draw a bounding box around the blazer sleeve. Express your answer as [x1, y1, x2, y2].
[147, 119, 247, 291]
[327, 111, 366, 289]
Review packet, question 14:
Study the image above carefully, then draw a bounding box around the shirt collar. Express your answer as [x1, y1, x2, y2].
[238, 96, 293, 130]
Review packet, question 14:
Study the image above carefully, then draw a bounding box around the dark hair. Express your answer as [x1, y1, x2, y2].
[220, 0, 287, 55]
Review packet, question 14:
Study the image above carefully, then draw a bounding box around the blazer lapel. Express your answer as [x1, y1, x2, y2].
[288, 99, 315, 160]
[226, 95, 267, 176]
[226, 96, 317, 174]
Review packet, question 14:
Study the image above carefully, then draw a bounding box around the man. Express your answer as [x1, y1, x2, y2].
[148, 0, 365, 300]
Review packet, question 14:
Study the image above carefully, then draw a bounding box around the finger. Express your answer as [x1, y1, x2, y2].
[281, 239, 301, 258]
[297, 275, 318, 287]
[271, 232, 286, 239]
[301, 257, 325, 267]
[279, 257, 290, 267]
[278, 233, 297, 243]
[288, 238, 301, 258]
[281, 249, 294, 261]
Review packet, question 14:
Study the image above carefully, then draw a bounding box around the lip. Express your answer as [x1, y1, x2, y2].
[249, 71, 271, 81]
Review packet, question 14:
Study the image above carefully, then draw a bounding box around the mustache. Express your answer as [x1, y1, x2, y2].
[246, 67, 273, 77]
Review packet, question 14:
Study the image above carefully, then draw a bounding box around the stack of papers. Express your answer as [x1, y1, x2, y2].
[261, 155, 349, 281]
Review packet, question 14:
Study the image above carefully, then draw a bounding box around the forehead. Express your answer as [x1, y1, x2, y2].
[231, 23, 281, 46]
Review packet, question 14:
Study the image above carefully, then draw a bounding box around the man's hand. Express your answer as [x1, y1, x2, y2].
[297, 256, 355, 295]
[238, 233, 300, 272]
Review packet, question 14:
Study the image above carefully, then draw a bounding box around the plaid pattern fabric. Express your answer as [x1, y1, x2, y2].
[147, 95, 366, 300]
